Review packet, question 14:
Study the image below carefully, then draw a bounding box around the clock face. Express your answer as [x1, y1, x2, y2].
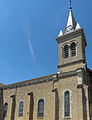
[66, 25, 73, 32]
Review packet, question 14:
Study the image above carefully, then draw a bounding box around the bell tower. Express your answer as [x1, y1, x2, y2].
[56, 7, 87, 72]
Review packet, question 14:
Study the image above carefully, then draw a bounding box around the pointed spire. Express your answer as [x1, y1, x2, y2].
[76, 22, 81, 29]
[64, 7, 80, 34]
[58, 30, 63, 37]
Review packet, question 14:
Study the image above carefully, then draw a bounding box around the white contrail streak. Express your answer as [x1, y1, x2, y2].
[23, 16, 40, 72]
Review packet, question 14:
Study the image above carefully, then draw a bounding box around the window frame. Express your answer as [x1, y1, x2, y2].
[63, 44, 69, 59]
[63, 90, 72, 119]
[18, 100, 24, 117]
[37, 99, 44, 118]
[70, 42, 77, 57]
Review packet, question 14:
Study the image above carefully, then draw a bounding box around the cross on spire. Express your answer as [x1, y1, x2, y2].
[69, 0, 72, 7]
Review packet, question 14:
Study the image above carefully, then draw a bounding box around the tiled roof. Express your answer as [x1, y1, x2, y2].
[2, 73, 57, 89]
[0, 83, 4, 87]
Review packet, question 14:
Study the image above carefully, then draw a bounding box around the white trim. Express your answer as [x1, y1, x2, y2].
[70, 40, 77, 44]
[62, 43, 70, 48]
[63, 89, 72, 119]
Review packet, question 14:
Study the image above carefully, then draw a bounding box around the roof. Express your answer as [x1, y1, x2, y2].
[1, 73, 57, 89]
[64, 7, 77, 33]
[58, 7, 81, 37]
[0, 83, 4, 87]
[1, 69, 79, 90]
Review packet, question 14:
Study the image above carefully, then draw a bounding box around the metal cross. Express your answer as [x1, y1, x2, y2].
[68, 0, 72, 7]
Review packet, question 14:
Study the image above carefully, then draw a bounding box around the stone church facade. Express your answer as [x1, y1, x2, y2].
[0, 7, 92, 120]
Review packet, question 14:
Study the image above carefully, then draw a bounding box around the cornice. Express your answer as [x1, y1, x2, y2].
[58, 59, 85, 68]
[1, 70, 78, 90]
[58, 70, 77, 79]
[2, 75, 56, 90]
[56, 28, 86, 44]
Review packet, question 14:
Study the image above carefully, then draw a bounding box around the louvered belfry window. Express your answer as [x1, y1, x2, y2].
[71, 42, 76, 56]
[18, 101, 24, 117]
[38, 99, 44, 118]
[64, 45, 69, 58]
[64, 91, 70, 117]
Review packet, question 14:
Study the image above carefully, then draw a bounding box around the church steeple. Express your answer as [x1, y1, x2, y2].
[58, 7, 81, 36]
[64, 7, 80, 33]
[56, 7, 87, 72]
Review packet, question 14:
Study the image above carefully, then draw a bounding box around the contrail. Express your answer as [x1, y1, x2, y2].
[25, 19, 36, 64]
[23, 16, 40, 73]
[27, 36, 36, 65]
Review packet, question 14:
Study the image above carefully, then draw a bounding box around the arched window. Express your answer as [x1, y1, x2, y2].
[3, 102, 8, 118]
[64, 45, 69, 58]
[64, 91, 70, 117]
[71, 42, 76, 56]
[38, 99, 44, 118]
[18, 101, 24, 117]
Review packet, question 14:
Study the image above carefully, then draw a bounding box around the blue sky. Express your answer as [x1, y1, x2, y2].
[0, 0, 92, 84]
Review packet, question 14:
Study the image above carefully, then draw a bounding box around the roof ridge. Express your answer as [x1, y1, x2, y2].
[3, 73, 56, 87]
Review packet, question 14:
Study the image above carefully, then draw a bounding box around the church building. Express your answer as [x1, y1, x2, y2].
[0, 6, 92, 120]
